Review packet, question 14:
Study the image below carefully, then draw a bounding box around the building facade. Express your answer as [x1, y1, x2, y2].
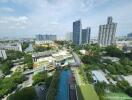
[98, 17, 117, 47]
[0, 50, 7, 60]
[0, 43, 22, 52]
[82, 27, 91, 44]
[36, 34, 57, 41]
[73, 20, 82, 45]
[127, 33, 132, 38]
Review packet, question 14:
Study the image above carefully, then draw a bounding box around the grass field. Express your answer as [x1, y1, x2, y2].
[102, 93, 132, 100]
[72, 67, 99, 100]
[77, 84, 99, 100]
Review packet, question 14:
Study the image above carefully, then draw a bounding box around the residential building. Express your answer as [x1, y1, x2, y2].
[36, 34, 57, 45]
[73, 20, 82, 45]
[35, 40, 53, 45]
[0, 43, 22, 52]
[82, 27, 91, 44]
[36, 34, 57, 41]
[0, 50, 7, 60]
[116, 40, 132, 52]
[127, 33, 132, 39]
[92, 70, 109, 84]
[98, 17, 117, 47]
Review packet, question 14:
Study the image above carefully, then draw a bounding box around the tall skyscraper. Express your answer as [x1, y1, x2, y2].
[82, 27, 91, 44]
[73, 20, 82, 45]
[98, 17, 117, 46]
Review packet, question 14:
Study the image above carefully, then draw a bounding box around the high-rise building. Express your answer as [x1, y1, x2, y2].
[36, 34, 57, 41]
[98, 17, 117, 46]
[127, 33, 132, 38]
[65, 32, 73, 41]
[73, 20, 82, 45]
[82, 27, 91, 44]
[0, 50, 7, 60]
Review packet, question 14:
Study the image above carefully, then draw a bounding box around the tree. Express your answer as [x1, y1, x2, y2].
[34, 45, 52, 52]
[106, 64, 117, 74]
[120, 57, 130, 65]
[22, 42, 29, 51]
[0, 78, 17, 98]
[7, 87, 37, 100]
[0, 60, 12, 75]
[0, 72, 25, 98]
[125, 51, 132, 60]
[94, 82, 106, 95]
[33, 72, 46, 85]
[6, 50, 24, 60]
[105, 45, 124, 58]
[11, 72, 26, 84]
[86, 72, 93, 83]
[24, 54, 33, 69]
[116, 80, 129, 91]
[126, 87, 132, 97]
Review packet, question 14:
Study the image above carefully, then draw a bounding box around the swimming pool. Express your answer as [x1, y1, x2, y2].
[56, 70, 71, 100]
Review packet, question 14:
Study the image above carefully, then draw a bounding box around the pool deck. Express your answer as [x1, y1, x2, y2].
[68, 73, 77, 100]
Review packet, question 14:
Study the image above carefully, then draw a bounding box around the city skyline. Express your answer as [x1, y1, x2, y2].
[0, 0, 132, 38]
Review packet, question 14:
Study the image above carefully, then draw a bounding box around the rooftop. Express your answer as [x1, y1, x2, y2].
[92, 70, 109, 84]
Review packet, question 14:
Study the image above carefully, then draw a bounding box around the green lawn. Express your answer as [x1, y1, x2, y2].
[77, 84, 99, 100]
[73, 67, 99, 100]
[103, 92, 132, 100]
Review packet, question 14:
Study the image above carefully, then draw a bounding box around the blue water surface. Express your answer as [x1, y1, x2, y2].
[56, 70, 71, 100]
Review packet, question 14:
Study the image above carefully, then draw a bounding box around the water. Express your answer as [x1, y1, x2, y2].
[56, 70, 71, 100]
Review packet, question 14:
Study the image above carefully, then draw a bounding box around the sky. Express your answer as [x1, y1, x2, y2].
[0, 0, 132, 39]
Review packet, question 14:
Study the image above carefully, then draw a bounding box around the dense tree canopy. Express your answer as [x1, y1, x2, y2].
[7, 86, 37, 100]
[33, 72, 47, 85]
[126, 87, 132, 97]
[116, 80, 130, 91]
[34, 45, 52, 52]
[0, 60, 12, 75]
[6, 50, 24, 60]
[105, 45, 124, 58]
[0, 72, 25, 98]
[22, 42, 29, 51]
[24, 54, 33, 69]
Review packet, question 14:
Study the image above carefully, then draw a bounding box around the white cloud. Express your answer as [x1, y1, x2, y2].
[0, 16, 28, 31]
[0, 0, 132, 38]
[0, 7, 15, 13]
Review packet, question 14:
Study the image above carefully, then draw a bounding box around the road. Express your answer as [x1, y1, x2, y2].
[72, 52, 88, 83]
[72, 52, 81, 66]
[73, 52, 88, 83]
[22, 73, 33, 88]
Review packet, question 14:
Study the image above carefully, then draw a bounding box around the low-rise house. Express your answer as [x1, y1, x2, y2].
[102, 56, 120, 63]
[92, 70, 109, 84]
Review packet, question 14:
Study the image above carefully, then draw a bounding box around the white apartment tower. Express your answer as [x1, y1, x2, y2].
[98, 17, 117, 47]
